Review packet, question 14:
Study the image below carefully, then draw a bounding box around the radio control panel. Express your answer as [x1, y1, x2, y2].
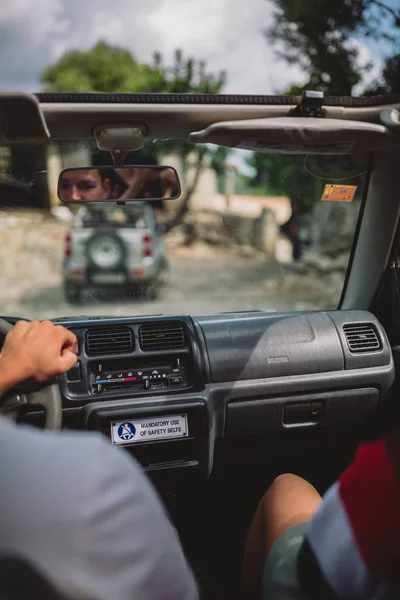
[90, 357, 188, 394]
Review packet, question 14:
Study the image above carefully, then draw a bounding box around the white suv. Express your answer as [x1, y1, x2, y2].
[63, 202, 167, 303]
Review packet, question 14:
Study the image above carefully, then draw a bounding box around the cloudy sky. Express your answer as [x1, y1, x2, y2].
[0, 0, 393, 95]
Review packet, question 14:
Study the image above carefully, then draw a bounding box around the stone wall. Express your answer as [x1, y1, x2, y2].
[168, 207, 279, 259]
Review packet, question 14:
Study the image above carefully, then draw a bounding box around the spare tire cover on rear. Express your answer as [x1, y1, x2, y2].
[86, 231, 127, 270]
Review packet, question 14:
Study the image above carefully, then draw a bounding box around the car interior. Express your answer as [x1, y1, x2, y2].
[1, 90, 400, 599]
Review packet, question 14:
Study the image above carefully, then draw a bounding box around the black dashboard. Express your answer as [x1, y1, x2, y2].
[8, 309, 395, 479]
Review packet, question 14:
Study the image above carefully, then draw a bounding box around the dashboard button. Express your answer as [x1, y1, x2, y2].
[67, 361, 82, 382]
[170, 376, 183, 385]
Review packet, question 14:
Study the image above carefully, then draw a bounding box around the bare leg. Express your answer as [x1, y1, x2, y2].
[241, 474, 322, 600]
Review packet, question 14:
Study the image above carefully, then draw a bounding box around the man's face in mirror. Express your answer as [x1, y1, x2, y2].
[59, 169, 111, 201]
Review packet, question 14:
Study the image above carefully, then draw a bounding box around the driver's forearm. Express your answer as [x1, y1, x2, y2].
[0, 358, 23, 397]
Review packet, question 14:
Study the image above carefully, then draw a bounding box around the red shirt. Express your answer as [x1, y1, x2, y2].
[298, 439, 400, 599]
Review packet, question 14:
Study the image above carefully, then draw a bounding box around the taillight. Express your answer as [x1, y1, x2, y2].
[64, 234, 72, 258]
[131, 267, 146, 276]
[142, 234, 152, 257]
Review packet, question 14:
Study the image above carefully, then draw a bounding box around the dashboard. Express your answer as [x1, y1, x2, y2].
[7, 309, 395, 479]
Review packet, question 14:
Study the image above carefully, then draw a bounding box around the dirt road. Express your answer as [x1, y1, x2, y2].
[0, 211, 340, 320]
[0, 248, 338, 320]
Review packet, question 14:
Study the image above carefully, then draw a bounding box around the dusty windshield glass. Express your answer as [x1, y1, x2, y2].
[0, 140, 366, 318]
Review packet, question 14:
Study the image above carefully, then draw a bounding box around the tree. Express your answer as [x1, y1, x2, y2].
[366, 52, 400, 94]
[209, 146, 230, 193]
[265, 0, 400, 95]
[41, 42, 226, 95]
[151, 49, 226, 94]
[256, 0, 400, 218]
[41, 42, 227, 229]
[246, 153, 323, 214]
[42, 42, 159, 93]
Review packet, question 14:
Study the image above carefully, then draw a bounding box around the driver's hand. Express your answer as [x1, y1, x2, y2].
[0, 321, 78, 388]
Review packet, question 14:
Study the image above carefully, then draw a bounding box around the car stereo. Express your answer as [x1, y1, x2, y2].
[90, 356, 189, 394]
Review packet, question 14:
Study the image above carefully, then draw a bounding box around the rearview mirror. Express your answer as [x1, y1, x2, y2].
[58, 165, 181, 203]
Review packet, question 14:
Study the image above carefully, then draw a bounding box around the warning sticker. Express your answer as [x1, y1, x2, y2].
[321, 184, 357, 203]
[110, 414, 188, 446]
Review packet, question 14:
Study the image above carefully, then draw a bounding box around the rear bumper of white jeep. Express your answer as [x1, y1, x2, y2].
[63, 262, 159, 286]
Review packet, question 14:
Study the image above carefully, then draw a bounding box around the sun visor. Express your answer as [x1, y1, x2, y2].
[188, 117, 400, 154]
[0, 92, 49, 143]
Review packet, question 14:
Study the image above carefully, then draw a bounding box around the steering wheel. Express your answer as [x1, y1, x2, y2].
[0, 319, 62, 430]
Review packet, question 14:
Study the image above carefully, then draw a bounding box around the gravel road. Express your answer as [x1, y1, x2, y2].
[0, 212, 340, 320]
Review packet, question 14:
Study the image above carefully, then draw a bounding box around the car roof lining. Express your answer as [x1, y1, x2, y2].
[1, 91, 400, 144]
[38, 102, 400, 146]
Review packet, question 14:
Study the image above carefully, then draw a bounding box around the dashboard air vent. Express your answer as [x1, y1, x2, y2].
[86, 326, 134, 355]
[140, 323, 185, 351]
[343, 323, 381, 353]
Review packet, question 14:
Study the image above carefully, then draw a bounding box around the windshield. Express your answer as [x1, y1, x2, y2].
[1, 0, 398, 320]
[0, 140, 367, 318]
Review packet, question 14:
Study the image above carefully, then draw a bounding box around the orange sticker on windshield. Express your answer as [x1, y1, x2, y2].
[321, 184, 357, 203]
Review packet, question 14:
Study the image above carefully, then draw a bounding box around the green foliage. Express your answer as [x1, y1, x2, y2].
[366, 52, 400, 94]
[41, 43, 228, 187]
[266, 0, 400, 95]
[41, 42, 225, 95]
[209, 146, 230, 176]
[210, 146, 230, 193]
[42, 41, 151, 92]
[257, 0, 400, 215]
[151, 49, 226, 94]
[234, 173, 252, 195]
[246, 153, 323, 213]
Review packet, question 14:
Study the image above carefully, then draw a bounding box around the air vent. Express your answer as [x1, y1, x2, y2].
[140, 323, 186, 351]
[86, 327, 134, 355]
[343, 323, 381, 353]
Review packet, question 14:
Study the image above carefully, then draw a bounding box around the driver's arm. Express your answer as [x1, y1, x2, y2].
[76, 436, 199, 600]
[116, 168, 158, 200]
[0, 321, 199, 599]
[0, 320, 78, 396]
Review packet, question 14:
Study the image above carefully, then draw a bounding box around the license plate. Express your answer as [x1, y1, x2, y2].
[110, 414, 188, 446]
[91, 272, 126, 284]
